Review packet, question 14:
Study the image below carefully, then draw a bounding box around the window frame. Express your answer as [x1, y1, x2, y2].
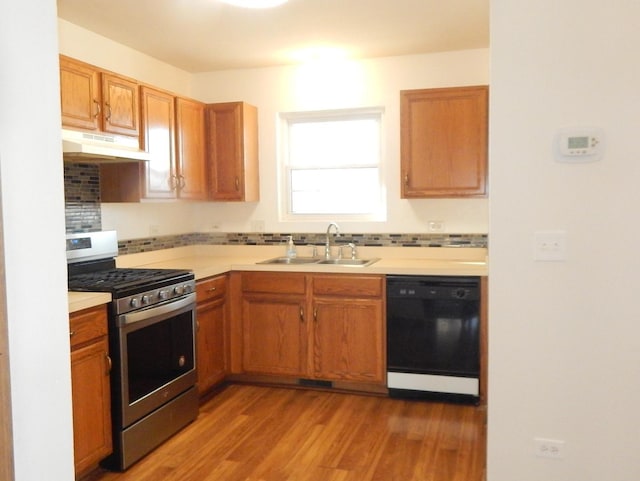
[277, 106, 386, 222]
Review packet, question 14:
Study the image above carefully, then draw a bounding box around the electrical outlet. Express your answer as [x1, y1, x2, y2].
[251, 220, 265, 232]
[427, 220, 445, 233]
[534, 230, 567, 261]
[534, 438, 565, 459]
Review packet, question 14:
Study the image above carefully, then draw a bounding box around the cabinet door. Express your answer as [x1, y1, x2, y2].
[242, 295, 307, 376]
[312, 298, 385, 383]
[60, 56, 101, 131]
[197, 297, 226, 394]
[140, 86, 176, 199]
[101, 72, 139, 137]
[176, 97, 207, 200]
[70, 337, 112, 476]
[400, 85, 488, 198]
[205, 102, 259, 201]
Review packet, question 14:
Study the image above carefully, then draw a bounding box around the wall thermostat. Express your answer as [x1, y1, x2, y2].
[554, 128, 604, 163]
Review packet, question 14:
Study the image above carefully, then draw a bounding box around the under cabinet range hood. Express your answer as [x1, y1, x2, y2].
[61, 129, 151, 162]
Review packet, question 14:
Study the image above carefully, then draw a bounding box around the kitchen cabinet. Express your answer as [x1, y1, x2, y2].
[196, 275, 228, 395]
[60, 55, 139, 137]
[69, 305, 112, 477]
[400, 85, 488, 198]
[139, 86, 176, 199]
[240, 272, 307, 376]
[205, 102, 259, 202]
[311, 275, 385, 383]
[236, 272, 385, 386]
[175, 97, 208, 200]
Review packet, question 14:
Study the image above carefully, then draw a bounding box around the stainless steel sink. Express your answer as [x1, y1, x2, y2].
[257, 257, 379, 267]
[316, 258, 380, 267]
[257, 256, 320, 265]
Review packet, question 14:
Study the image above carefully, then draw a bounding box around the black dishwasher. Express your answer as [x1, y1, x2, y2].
[386, 275, 480, 403]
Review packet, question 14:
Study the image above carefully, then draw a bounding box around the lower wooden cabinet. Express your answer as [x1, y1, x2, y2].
[236, 272, 385, 386]
[196, 275, 228, 395]
[69, 305, 112, 477]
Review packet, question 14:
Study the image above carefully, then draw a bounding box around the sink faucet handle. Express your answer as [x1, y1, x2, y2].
[348, 242, 357, 259]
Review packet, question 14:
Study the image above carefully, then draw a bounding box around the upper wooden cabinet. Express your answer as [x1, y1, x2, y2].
[400, 85, 488, 198]
[205, 102, 259, 202]
[139, 86, 176, 199]
[59, 55, 139, 137]
[175, 97, 208, 200]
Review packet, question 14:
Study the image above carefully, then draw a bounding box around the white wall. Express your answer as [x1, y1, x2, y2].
[58, 21, 489, 239]
[488, 1, 640, 480]
[0, 1, 74, 479]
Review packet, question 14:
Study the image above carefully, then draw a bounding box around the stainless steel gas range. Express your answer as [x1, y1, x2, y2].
[66, 231, 199, 470]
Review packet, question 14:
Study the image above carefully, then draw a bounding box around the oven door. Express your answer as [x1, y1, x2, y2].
[115, 293, 197, 428]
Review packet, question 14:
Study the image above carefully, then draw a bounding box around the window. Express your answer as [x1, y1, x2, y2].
[279, 108, 385, 221]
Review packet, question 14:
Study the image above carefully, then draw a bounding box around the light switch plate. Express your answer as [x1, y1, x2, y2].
[534, 230, 567, 261]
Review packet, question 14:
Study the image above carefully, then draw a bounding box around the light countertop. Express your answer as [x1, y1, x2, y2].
[68, 244, 488, 313]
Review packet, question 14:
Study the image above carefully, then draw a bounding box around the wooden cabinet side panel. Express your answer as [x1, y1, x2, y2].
[60, 56, 101, 131]
[70, 338, 112, 476]
[140, 86, 176, 199]
[401, 86, 488, 198]
[176, 97, 208, 200]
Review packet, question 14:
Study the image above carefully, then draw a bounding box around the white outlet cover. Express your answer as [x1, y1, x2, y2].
[534, 230, 567, 261]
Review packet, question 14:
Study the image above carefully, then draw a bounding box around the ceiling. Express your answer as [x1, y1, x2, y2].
[56, 0, 489, 73]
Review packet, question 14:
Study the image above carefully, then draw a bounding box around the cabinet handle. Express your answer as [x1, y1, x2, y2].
[235, 177, 240, 191]
[104, 102, 111, 121]
[93, 99, 101, 119]
[299, 306, 304, 322]
[106, 354, 112, 374]
[196, 320, 200, 332]
[404, 173, 409, 186]
[313, 308, 318, 322]
[169, 174, 178, 190]
[179, 175, 186, 189]
[69, 330, 76, 337]
[207, 287, 217, 292]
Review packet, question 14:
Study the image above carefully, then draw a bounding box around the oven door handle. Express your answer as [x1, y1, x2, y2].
[119, 293, 196, 326]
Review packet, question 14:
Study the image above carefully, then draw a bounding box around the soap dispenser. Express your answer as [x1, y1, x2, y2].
[286, 235, 297, 258]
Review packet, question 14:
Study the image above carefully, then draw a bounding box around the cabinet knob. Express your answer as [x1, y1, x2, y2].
[299, 306, 304, 322]
[404, 173, 409, 186]
[235, 177, 240, 191]
[104, 102, 111, 121]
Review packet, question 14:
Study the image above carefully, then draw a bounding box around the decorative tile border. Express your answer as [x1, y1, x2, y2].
[118, 232, 488, 255]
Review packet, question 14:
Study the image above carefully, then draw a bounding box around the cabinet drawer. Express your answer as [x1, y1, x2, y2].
[197, 275, 227, 303]
[69, 305, 108, 349]
[312, 275, 383, 298]
[242, 272, 306, 295]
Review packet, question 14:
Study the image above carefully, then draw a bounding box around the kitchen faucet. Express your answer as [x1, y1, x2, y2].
[324, 222, 341, 259]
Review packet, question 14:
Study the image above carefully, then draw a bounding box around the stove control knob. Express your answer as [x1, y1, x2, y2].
[158, 290, 168, 300]
[174, 285, 185, 295]
[141, 295, 150, 305]
[130, 297, 140, 308]
[184, 283, 193, 293]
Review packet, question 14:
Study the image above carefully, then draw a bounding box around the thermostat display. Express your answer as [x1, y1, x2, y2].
[555, 128, 604, 163]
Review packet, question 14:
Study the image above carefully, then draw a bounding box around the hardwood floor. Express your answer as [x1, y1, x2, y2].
[84, 384, 486, 481]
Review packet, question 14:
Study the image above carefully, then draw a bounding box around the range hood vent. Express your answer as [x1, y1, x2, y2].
[62, 129, 150, 163]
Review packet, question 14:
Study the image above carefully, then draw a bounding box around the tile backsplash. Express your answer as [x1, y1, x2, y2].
[64, 163, 101, 233]
[64, 163, 488, 254]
